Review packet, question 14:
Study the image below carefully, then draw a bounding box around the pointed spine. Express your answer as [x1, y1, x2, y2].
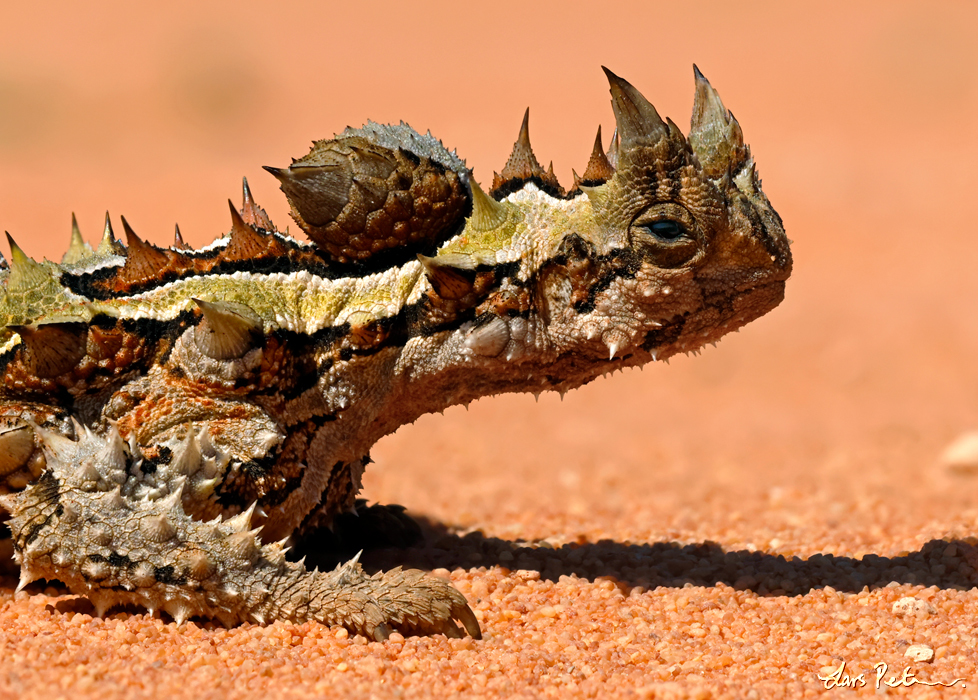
[606, 127, 620, 169]
[417, 253, 477, 301]
[192, 298, 263, 360]
[224, 502, 258, 533]
[223, 199, 277, 260]
[172, 224, 190, 250]
[62, 213, 94, 264]
[7, 322, 87, 378]
[118, 216, 170, 285]
[602, 66, 667, 149]
[580, 125, 615, 184]
[96, 212, 126, 256]
[140, 514, 177, 542]
[5, 234, 50, 291]
[688, 64, 750, 178]
[490, 109, 564, 198]
[503, 108, 542, 178]
[467, 180, 509, 231]
[241, 177, 275, 230]
[172, 425, 202, 476]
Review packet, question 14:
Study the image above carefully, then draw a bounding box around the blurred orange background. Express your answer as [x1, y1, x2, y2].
[0, 1, 976, 534]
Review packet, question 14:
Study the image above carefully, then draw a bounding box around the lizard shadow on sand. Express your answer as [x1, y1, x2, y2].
[311, 509, 978, 597]
[3, 512, 974, 613]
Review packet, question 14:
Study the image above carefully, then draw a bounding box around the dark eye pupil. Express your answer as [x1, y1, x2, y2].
[648, 220, 685, 240]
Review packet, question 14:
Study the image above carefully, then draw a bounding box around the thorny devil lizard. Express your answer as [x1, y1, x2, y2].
[0, 68, 790, 640]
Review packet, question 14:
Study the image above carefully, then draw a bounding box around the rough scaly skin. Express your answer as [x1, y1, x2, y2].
[0, 67, 790, 640]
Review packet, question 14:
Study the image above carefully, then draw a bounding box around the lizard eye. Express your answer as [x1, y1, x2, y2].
[644, 220, 686, 241]
[629, 208, 702, 269]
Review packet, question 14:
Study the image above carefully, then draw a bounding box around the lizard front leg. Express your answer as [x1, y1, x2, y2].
[1, 424, 480, 640]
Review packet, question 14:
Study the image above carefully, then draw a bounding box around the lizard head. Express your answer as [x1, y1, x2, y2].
[433, 66, 791, 383]
[560, 66, 791, 363]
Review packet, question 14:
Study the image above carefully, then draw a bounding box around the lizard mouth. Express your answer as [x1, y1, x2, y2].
[721, 278, 787, 330]
[697, 279, 787, 349]
[641, 279, 787, 361]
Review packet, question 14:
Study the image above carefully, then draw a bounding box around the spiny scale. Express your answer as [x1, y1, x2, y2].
[192, 297, 263, 360]
[606, 127, 620, 169]
[172, 224, 190, 251]
[580, 126, 615, 185]
[602, 66, 668, 147]
[224, 198, 279, 260]
[240, 177, 275, 231]
[97, 211, 125, 256]
[490, 108, 565, 199]
[689, 63, 750, 178]
[5, 322, 86, 379]
[119, 216, 171, 287]
[467, 179, 508, 232]
[62, 214, 93, 265]
[4, 233, 48, 292]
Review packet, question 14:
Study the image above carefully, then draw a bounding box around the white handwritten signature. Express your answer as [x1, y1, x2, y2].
[817, 661, 966, 690]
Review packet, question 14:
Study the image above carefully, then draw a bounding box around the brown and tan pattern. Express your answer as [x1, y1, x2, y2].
[0, 67, 790, 641]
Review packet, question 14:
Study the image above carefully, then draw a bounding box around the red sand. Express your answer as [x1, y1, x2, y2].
[1, 2, 977, 697]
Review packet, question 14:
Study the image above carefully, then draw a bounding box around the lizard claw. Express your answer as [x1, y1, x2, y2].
[370, 622, 393, 642]
[456, 601, 482, 639]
